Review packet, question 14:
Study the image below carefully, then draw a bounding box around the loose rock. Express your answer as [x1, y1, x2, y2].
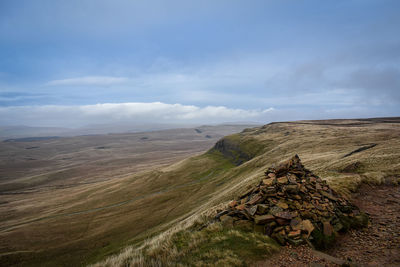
[216, 155, 368, 248]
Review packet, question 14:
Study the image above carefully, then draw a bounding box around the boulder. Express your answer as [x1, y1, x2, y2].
[254, 214, 275, 225]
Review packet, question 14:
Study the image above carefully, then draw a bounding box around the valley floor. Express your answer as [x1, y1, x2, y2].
[254, 181, 400, 267]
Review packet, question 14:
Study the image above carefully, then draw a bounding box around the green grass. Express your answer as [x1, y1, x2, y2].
[100, 222, 279, 267]
[209, 133, 266, 165]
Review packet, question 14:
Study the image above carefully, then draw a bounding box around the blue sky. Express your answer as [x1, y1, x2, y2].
[0, 0, 399, 127]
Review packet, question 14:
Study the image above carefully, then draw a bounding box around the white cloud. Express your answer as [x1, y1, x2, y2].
[46, 76, 129, 86]
[0, 102, 274, 127]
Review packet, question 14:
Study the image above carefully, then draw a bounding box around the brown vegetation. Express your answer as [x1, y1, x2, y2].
[95, 118, 400, 266]
[1, 119, 399, 266]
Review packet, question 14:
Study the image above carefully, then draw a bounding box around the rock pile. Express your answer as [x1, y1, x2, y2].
[216, 155, 368, 248]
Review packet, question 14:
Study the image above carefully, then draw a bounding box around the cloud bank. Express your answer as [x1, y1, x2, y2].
[0, 102, 274, 127]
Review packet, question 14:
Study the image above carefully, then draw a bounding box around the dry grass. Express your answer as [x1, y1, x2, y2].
[0, 125, 250, 266]
[93, 118, 400, 266]
[94, 217, 279, 267]
[1, 119, 399, 266]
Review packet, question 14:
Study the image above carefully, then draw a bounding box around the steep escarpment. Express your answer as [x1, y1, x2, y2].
[209, 133, 265, 165]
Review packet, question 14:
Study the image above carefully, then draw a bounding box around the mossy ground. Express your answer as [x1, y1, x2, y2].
[119, 222, 279, 267]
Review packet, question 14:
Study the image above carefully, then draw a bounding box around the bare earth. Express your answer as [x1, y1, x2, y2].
[254, 182, 400, 267]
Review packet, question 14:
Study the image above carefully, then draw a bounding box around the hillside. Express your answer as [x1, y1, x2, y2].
[93, 118, 400, 266]
[0, 124, 254, 266]
[1, 119, 399, 266]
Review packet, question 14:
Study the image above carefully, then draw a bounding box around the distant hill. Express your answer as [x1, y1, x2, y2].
[0, 123, 260, 140]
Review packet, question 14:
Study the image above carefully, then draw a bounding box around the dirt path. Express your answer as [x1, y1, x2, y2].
[254, 183, 400, 267]
[328, 183, 400, 266]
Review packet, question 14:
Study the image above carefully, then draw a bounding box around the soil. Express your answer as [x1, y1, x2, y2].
[253, 183, 400, 267]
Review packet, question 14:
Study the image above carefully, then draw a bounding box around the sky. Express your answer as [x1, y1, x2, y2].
[0, 0, 399, 127]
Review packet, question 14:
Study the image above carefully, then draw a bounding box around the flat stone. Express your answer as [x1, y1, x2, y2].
[269, 206, 283, 216]
[294, 201, 302, 209]
[247, 194, 263, 205]
[254, 214, 275, 225]
[257, 204, 269, 214]
[263, 178, 275, 186]
[236, 204, 245, 211]
[239, 188, 254, 199]
[291, 219, 315, 238]
[275, 211, 296, 220]
[273, 226, 284, 233]
[288, 230, 301, 238]
[268, 173, 276, 178]
[239, 210, 252, 220]
[277, 201, 289, 209]
[277, 176, 288, 184]
[284, 184, 299, 194]
[294, 195, 302, 200]
[245, 205, 258, 216]
[288, 173, 298, 184]
[300, 185, 308, 193]
[264, 186, 276, 194]
[276, 218, 289, 225]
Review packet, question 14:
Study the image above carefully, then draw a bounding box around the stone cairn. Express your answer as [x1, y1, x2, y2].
[216, 155, 368, 247]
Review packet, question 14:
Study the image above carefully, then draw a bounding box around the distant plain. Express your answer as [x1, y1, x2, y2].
[0, 124, 253, 266]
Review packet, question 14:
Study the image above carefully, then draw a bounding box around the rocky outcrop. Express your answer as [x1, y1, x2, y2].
[210, 135, 262, 165]
[212, 138, 252, 165]
[216, 155, 368, 248]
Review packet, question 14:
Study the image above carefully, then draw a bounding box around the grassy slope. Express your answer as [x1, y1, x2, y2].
[1, 119, 399, 266]
[0, 125, 254, 266]
[95, 118, 400, 266]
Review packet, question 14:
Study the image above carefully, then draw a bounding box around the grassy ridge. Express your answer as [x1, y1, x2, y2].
[95, 119, 400, 266]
